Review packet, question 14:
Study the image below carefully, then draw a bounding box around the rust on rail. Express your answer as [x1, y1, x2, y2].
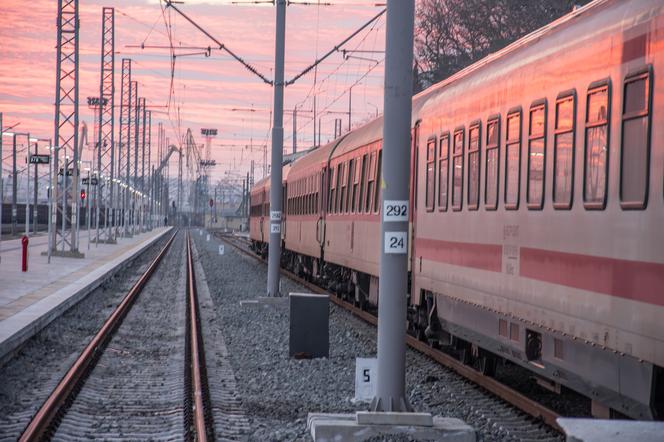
[20, 230, 178, 441]
[186, 232, 208, 442]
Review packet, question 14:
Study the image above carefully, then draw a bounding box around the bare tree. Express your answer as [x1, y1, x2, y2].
[414, 0, 591, 91]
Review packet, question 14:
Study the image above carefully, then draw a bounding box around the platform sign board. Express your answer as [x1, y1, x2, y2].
[218, 244, 225, 255]
[29, 155, 50, 165]
[354, 357, 377, 401]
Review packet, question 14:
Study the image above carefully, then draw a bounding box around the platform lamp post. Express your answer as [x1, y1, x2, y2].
[371, 0, 415, 413]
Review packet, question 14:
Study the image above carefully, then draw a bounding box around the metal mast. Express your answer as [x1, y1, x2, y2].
[118, 59, 132, 238]
[266, 0, 286, 297]
[96, 7, 116, 244]
[139, 98, 147, 232]
[132, 86, 140, 235]
[146, 110, 152, 230]
[50, 0, 83, 258]
[371, 0, 415, 412]
[134, 95, 145, 232]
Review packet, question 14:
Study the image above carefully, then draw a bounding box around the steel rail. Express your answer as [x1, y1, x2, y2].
[185, 232, 209, 442]
[217, 232, 562, 432]
[19, 229, 179, 441]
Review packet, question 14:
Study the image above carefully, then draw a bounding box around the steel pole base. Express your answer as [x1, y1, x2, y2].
[370, 396, 413, 413]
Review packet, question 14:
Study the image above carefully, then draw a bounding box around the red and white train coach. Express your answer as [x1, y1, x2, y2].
[250, 0, 664, 419]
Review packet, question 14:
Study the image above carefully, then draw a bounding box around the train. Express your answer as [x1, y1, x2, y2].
[250, 0, 664, 420]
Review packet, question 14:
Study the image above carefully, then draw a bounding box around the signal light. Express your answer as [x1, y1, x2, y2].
[80, 190, 86, 201]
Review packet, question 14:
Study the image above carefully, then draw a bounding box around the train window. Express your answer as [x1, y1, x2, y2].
[353, 158, 361, 213]
[468, 122, 481, 210]
[335, 164, 342, 213]
[527, 100, 546, 210]
[584, 80, 611, 209]
[366, 152, 376, 213]
[336, 163, 346, 213]
[328, 168, 335, 213]
[553, 92, 576, 209]
[425, 137, 436, 211]
[438, 133, 450, 211]
[452, 127, 465, 211]
[620, 67, 652, 209]
[359, 154, 367, 213]
[499, 319, 508, 337]
[510, 323, 519, 342]
[485, 117, 500, 210]
[374, 149, 382, 213]
[346, 159, 355, 213]
[505, 109, 522, 210]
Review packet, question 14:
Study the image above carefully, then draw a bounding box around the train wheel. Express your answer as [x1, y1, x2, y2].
[479, 353, 498, 377]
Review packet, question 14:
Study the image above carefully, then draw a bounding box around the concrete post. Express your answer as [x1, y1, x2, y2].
[266, 0, 286, 297]
[370, 0, 415, 413]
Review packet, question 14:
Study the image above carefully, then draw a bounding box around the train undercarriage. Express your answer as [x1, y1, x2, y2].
[249, 239, 664, 421]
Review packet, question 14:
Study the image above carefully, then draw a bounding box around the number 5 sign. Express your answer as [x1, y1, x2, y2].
[354, 357, 377, 401]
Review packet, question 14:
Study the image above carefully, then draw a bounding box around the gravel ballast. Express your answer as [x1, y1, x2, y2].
[194, 231, 562, 441]
[0, 231, 173, 440]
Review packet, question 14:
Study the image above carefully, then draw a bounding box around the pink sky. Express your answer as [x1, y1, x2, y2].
[0, 0, 386, 183]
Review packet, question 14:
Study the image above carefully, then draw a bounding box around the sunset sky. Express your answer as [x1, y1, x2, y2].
[0, 0, 386, 184]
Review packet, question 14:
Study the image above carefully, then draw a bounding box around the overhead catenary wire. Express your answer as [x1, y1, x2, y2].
[285, 8, 386, 86]
[163, 0, 273, 85]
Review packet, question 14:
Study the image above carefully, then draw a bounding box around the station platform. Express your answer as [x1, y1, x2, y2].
[0, 226, 172, 363]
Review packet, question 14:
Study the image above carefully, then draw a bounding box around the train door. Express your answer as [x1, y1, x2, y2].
[409, 122, 421, 274]
[259, 189, 265, 243]
[316, 169, 326, 252]
[282, 183, 287, 240]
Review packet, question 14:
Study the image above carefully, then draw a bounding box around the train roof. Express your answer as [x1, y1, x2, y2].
[415, 0, 612, 114]
[251, 162, 292, 193]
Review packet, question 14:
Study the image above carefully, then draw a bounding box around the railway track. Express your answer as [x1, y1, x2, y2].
[18, 230, 213, 441]
[216, 231, 563, 434]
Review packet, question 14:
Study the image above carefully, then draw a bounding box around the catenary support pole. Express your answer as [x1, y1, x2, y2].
[371, 0, 415, 413]
[266, 0, 286, 297]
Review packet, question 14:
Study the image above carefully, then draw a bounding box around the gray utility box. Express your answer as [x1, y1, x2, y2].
[289, 293, 329, 359]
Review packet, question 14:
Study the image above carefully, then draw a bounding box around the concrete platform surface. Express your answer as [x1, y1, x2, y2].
[308, 412, 476, 442]
[0, 226, 172, 363]
[557, 418, 664, 442]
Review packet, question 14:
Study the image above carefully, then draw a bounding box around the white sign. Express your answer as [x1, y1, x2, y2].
[383, 200, 408, 222]
[271, 223, 281, 233]
[199, 229, 203, 236]
[354, 357, 377, 401]
[384, 231, 407, 254]
[218, 245, 225, 255]
[270, 210, 282, 221]
[206, 234, 210, 242]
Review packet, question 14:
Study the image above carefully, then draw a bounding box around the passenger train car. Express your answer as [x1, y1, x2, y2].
[250, 0, 664, 419]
